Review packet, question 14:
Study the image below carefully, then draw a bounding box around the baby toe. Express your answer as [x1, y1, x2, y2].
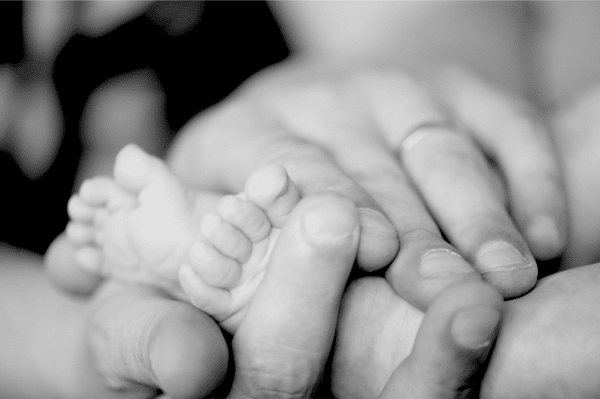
[187, 241, 242, 289]
[201, 213, 252, 263]
[218, 195, 271, 243]
[244, 164, 301, 227]
[67, 195, 95, 222]
[66, 222, 95, 245]
[114, 144, 174, 194]
[79, 176, 128, 208]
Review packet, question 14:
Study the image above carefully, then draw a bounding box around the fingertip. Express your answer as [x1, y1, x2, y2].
[475, 240, 538, 298]
[356, 208, 399, 270]
[451, 306, 501, 350]
[151, 307, 229, 399]
[301, 195, 359, 244]
[525, 215, 565, 260]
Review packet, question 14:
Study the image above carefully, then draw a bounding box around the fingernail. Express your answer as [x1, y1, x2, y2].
[452, 307, 501, 349]
[419, 249, 475, 278]
[303, 203, 357, 242]
[526, 215, 562, 254]
[475, 241, 532, 273]
[358, 208, 397, 237]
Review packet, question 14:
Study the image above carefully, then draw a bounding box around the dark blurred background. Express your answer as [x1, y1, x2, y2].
[0, 1, 289, 254]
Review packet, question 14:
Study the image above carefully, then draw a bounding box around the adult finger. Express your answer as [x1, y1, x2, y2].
[319, 106, 483, 307]
[332, 277, 502, 399]
[353, 70, 537, 300]
[250, 74, 484, 306]
[168, 102, 398, 269]
[400, 127, 537, 298]
[228, 194, 359, 398]
[379, 280, 502, 399]
[85, 281, 228, 399]
[431, 65, 567, 261]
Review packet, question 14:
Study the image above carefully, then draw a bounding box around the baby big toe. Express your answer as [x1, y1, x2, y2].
[218, 195, 271, 243]
[79, 177, 133, 211]
[187, 241, 242, 290]
[244, 164, 300, 227]
[201, 213, 252, 263]
[74, 246, 103, 273]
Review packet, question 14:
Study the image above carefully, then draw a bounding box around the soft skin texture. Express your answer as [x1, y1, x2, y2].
[36, 193, 500, 399]
[167, 59, 566, 307]
[331, 78, 600, 399]
[481, 264, 600, 399]
[4, 242, 229, 399]
[36, 193, 363, 399]
[375, 280, 503, 399]
[333, 265, 600, 399]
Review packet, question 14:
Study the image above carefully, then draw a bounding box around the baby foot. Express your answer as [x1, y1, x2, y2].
[66, 143, 215, 298]
[179, 163, 301, 333]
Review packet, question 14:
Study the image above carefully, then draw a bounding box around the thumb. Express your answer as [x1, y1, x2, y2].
[86, 281, 229, 399]
[379, 281, 502, 399]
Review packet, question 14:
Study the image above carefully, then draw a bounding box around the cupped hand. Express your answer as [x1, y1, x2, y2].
[45, 193, 361, 399]
[168, 60, 565, 307]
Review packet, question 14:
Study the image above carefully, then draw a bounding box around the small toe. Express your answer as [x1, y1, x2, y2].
[79, 177, 116, 206]
[218, 195, 271, 243]
[79, 177, 133, 210]
[66, 222, 95, 245]
[74, 246, 103, 274]
[113, 143, 174, 194]
[200, 213, 252, 263]
[244, 164, 301, 227]
[67, 195, 95, 222]
[179, 264, 233, 322]
[187, 241, 242, 289]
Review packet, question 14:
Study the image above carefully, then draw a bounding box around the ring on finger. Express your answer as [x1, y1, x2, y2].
[400, 121, 465, 153]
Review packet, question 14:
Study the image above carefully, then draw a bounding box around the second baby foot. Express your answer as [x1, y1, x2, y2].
[66, 144, 218, 298]
[179, 163, 301, 333]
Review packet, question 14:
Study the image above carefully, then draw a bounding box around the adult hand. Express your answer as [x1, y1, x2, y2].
[333, 277, 503, 399]
[44, 195, 505, 399]
[44, 234, 229, 399]
[334, 264, 600, 399]
[168, 60, 565, 307]
[44, 193, 361, 399]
